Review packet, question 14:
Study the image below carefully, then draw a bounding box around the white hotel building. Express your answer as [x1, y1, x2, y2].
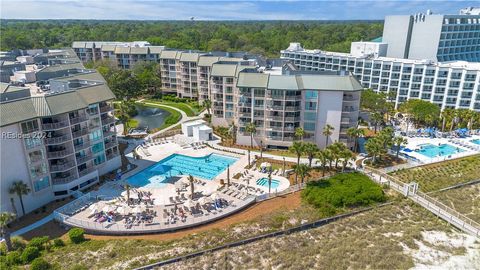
[281, 9, 480, 112]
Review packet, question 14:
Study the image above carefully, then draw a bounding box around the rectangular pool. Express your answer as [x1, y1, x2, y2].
[471, 139, 480, 145]
[256, 178, 280, 189]
[416, 143, 464, 158]
[127, 153, 238, 188]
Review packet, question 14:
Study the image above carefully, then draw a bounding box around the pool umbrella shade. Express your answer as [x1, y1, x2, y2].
[183, 199, 195, 208]
[198, 196, 212, 205]
[88, 204, 98, 214]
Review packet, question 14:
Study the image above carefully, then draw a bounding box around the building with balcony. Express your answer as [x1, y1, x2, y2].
[236, 69, 361, 149]
[0, 49, 120, 216]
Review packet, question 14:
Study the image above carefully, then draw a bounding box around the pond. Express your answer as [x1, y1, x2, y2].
[133, 104, 170, 130]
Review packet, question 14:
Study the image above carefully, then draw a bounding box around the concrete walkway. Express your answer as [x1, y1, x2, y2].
[11, 214, 53, 237]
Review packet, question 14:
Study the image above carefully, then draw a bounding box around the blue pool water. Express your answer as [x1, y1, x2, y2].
[417, 143, 464, 158]
[256, 178, 280, 189]
[471, 139, 480, 145]
[127, 153, 238, 188]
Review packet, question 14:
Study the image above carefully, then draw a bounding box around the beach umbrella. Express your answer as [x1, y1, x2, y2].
[88, 204, 98, 215]
[102, 204, 116, 213]
[132, 205, 144, 214]
[183, 199, 195, 208]
[198, 196, 212, 205]
[210, 192, 220, 201]
[117, 206, 128, 215]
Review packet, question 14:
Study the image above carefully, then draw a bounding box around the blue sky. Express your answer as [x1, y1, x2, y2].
[1, 0, 478, 20]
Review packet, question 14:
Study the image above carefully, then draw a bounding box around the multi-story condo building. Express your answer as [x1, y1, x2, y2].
[207, 62, 362, 149]
[383, 10, 480, 61]
[159, 50, 182, 95]
[0, 49, 120, 216]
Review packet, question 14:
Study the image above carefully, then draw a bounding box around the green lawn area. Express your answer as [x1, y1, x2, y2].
[389, 155, 480, 192]
[144, 99, 200, 117]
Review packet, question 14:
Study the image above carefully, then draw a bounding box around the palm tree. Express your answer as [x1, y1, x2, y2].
[303, 142, 319, 167]
[247, 149, 251, 167]
[9, 181, 30, 216]
[0, 212, 16, 252]
[188, 175, 195, 199]
[267, 170, 272, 193]
[294, 127, 305, 141]
[293, 164, 310, 184]
[316, 150, 329, 177]
[245, 122, 256, 148]
[346, 127, 365, 153]
[328, 142, 347, 169]
[441, 108, 454, 132]
[116, 101, 132, 135]
[288, 141, 305, 184]
[393, 136, 408, 158]
[340, 150, 354, 172]
[124, 183, 131, 205]
[365, 137, 384, 164]
[371, 112, 383, 133]
[204, 99, 212, 115]
[229, 123, 237, 144]
[322, 124, 334, 147]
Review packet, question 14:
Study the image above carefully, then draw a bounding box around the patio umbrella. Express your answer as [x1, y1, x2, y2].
[132, 205, 144, 214]
[210, 192, 220, 201]
[198, 196, 212, 205]
[183, 199, 195, 208]
[88, 204, 98, 215]
[117, 206, 128, 215]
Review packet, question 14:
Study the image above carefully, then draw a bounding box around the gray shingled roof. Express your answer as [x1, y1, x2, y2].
[149, 47, 163, 54]
[198, 56, 219, 67]
[130, 47, 149, 55]
[297, 74, 363, 91]
[180, 53, 200, 62]
[72, 42, 85, 48]
[77, 84, 115, 104]
[268, 75, 299, 90]
[237, 73, 269, 88]
[101, 44, 116, 52]
[160, 50, 179, 59]
[0, 98, 38, 126]
[115, 47, 131, 54]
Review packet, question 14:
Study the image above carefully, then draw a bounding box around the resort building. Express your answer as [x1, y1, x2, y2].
[0, 49, 120, 216]
[233, 68, 361, 149]
[281, 8, 480, 112]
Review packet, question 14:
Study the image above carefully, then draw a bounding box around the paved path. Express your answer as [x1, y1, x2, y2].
[11, 214, 53, 237]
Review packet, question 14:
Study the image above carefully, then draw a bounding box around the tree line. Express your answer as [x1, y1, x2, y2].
[1, 20, 383, 57]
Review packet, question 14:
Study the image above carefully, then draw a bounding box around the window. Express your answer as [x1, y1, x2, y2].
[30, 163, 47, 178]
[24, 137, 42, 150]
[33, 176, 50, 192]
[89, 129, 102, 141]
[21, 120, 39, 134]
[304, 101, 317, 111]
[92, 142, 104, 154]
[94, 154, 106, 165]
[28, 150, 44, 164]
[305, 90, 318, 99]
[304, 112, 316, 121]
[304, 122, 316, 131]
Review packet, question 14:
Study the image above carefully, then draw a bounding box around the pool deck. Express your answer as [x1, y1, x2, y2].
[54, 136, 290, 234]
[401, 135, 480, 164]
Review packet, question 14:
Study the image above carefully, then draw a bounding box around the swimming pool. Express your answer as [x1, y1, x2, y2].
[127, 153, 238, 188]
[416, 143, 464, 158]
[256, 178, 280, 189]
[471, 139, 480, 145]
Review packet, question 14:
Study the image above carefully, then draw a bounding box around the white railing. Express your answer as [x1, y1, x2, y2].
[54, 195, 256, 234]
[363, 166, 480, 237]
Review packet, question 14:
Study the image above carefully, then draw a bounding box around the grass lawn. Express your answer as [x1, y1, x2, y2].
[144, 99, 199, 117]
[389, 155, 480, 192]
[432, 184, 480, 223]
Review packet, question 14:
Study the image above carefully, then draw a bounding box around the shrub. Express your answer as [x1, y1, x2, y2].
[68, 228, 85, 244]
[21, 247, 39, 263]
[30, 258, 51, 270]
[11, 236, 26, 251]
[27, 236, 50, 251]
[52, 239, 64, 248]
[5, 251, 22, 265]
[302, 172, 386, 214]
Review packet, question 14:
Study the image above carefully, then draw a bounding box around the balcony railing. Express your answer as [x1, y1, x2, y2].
[106, 152, 119, 160]
[72, 128, 89, 138]
[47, 149, 73, 159]
[103, 130, 116, 137]
[284, 106, 300, 111]
[74, 140, 91, 152]
[78, 166, 96, 177]
[52, 174, 77, 185]
[76, 153, 93, 164]
[100, 105, 114, 113]
[45, 134, 71, 145]
[69, 115, 89, 125]
[101, 116, 115, 125]
[42, 120, 69, 130]
[104, 141, 117, 149]
[50, 161, 76, 173]
[284, 116, 300, 122]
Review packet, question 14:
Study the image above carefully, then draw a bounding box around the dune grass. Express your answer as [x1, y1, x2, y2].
[389, 155, 480, 192]
[432, 184, 480, 223]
